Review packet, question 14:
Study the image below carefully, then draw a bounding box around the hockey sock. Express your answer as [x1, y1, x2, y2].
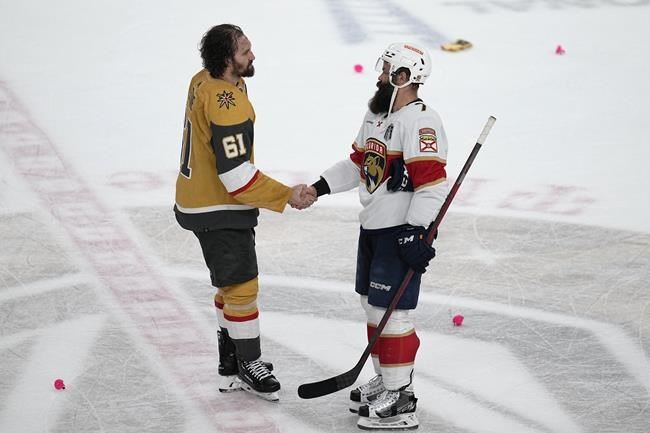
[220, 278, 262, 361]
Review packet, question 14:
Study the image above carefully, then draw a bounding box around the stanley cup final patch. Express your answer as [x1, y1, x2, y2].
[419, 128, 438, 152]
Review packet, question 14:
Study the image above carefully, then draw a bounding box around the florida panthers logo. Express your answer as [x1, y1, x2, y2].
[362, 138, 387, 193]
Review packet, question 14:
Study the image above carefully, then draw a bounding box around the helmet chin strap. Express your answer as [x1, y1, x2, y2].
[386, 74, 413, 121]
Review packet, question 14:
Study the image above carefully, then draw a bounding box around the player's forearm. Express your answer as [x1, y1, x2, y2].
[406, 180, 448, 228]
[320, 159, 360, 194]
[220, 165, 292, 212]
[311, 177, 331, 197]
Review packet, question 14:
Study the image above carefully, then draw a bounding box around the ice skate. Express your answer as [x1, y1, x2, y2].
[217, 329, 238, 377]
[219, 361, 276, 394]
[357, 389, 418, 430]
[349, 375, 386, 413]
[237, 358, 280, 402]
[218, 361, 275, 393]
[217, 329, 242, 393]
[217, 330, 274, 393]
[218, 374, 242, 393]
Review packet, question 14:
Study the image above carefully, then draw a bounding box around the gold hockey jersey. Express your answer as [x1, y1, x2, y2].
[174, 69, 292, 231]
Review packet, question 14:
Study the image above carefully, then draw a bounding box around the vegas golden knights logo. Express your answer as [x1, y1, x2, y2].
[363, 138, 387, 193]
[217, 90, 236, 109]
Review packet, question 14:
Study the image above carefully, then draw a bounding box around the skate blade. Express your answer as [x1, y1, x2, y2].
[240, 382, 280, 402]
[357, 413, 418, 430]
[218, 375, 243, 393]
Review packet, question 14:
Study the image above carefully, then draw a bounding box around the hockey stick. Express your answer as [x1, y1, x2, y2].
[298, 116, 496, 399]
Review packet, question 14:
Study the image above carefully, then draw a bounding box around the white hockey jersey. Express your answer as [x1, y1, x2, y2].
[321, 99, 448, 230]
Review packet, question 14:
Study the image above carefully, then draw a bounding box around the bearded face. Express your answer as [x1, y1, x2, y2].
[368, 79, 394, 114]
[231, 35, 255, 78]
[233, 57, 255, 77]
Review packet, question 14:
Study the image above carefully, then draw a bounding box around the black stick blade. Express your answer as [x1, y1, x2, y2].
[298, 368, 359, 399]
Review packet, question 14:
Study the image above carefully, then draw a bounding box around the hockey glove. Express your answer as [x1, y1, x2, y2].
[387, 158, 414, 192]
[396, 225, 435, 273]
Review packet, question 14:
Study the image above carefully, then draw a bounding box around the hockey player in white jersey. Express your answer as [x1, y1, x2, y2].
[309, 42, 448, 430]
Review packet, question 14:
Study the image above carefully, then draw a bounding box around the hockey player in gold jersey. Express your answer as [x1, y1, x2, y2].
[174, 24, 315, 401]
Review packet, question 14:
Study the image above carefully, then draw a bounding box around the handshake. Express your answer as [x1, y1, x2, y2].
[288, 184, 317, 210]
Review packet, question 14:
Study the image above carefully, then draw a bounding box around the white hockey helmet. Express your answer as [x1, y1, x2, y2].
[375, 42, 431, 87]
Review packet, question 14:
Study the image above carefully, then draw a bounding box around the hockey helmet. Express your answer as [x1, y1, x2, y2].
[375, 42, 431, 87]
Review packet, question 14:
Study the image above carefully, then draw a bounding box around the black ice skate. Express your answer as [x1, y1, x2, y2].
[217, 329, 238, 376]
[357, 388, 418, 430]
[236, 358, 280, 401]
[349, 375, 386, 413]
[217, 330, 273, 393]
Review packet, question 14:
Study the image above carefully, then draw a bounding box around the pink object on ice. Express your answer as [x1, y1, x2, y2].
[354, 64, 364, 73]
[452, 314, 464, 326]
[555, 45, 566, 55]
[54, 379, 65, 390]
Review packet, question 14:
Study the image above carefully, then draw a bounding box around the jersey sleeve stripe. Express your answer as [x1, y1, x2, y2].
[219, 161, 259, 193]
[175, 202, 255, 213]
[407, 159, 447, 189]
[414, 177, 446, 191]
[230, 169, 260, 196]
[405, 155, 446, 164]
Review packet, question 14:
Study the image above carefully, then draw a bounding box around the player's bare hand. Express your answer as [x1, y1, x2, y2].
[289, 184, 316, 210]
[303, 185, 317, 202]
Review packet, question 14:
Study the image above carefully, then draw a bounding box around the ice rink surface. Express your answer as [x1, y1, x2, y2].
[1, 1, 649, 432]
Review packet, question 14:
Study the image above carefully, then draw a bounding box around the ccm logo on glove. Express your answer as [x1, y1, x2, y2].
[397, 234, 417, 245]
[396, 225, 436, 273]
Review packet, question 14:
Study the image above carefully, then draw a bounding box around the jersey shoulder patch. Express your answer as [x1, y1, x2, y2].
[418, 127, 438, 152]
[200, 79, 252, 126]
[216, 89, 237, 110]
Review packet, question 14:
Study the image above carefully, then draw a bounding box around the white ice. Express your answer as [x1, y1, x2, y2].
[1, 1, 649, 432]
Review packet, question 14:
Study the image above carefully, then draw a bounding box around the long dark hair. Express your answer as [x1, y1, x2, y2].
[200, 24, 244, 79]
